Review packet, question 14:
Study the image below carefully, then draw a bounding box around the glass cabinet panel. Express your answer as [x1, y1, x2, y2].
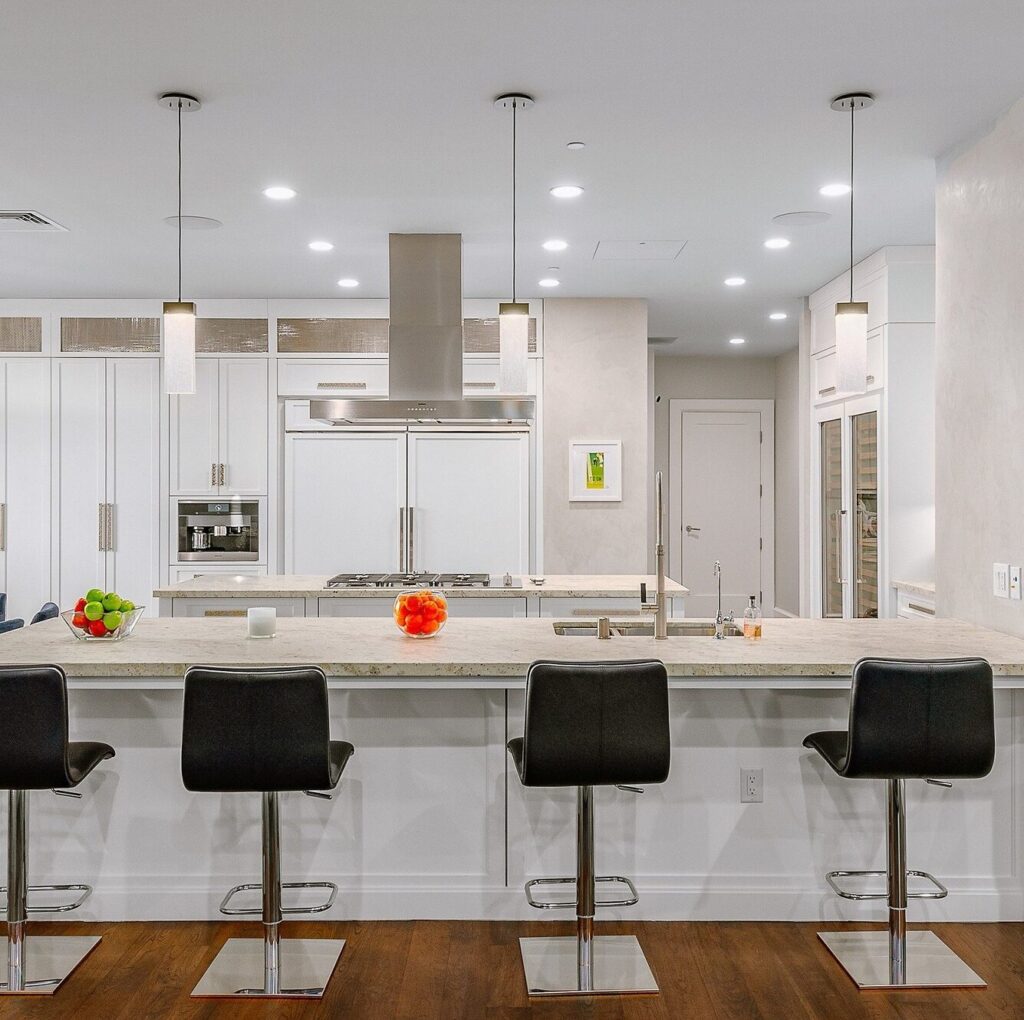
[852, 411, 879, 618]
[820, 418, 844, 618]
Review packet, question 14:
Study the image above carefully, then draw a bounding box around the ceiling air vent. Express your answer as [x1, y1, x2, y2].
[0, 211, 67, 232]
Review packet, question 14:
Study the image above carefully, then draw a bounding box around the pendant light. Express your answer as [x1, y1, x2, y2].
[832, 92, 874, 394]
[494, 93, 534, 394]
[159, 92, 201, 395]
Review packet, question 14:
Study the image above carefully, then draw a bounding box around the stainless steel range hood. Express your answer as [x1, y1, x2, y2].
[310, 233, 535, 424]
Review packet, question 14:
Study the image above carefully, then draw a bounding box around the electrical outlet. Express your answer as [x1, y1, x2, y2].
[740, 768, 763, 803]
[1011, 566, 1023, 601]
[993, 563, 1010, 599]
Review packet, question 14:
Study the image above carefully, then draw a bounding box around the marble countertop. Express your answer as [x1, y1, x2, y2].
[6, 616, 1024, 682]
[154, 574, 688, 599]
[892, 579, 937, 598]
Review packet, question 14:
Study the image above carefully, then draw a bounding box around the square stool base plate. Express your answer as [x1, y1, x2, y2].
[191, 937, 345, 998]
[818, 930, 986, 988]
[0, 935, 101, 995]
[519, 935, 658, 996]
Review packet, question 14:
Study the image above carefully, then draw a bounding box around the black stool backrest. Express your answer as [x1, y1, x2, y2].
[0, 664, 75, 789]
[843, 657, 995, 779]
[519, 659, 670, 787]
[182, 665, 334, 792]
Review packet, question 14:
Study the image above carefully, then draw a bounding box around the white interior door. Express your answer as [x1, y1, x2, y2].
[407, 432, 530, 574]
[0, 359, 52, 620]
[170, 358, 219, 494]
[284, 432, 406, 573]
[219, 358, 268, 495]
[678, 410, 764, 616]
[106, 359, 161, 606]
[54, 358, 107, 606]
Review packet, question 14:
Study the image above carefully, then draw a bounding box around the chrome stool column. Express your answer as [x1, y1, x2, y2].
[508, 659, 670, 997]
[182, 665, 353, 999]
[0, 664, 114, 995]
[804, 656, 994, 989]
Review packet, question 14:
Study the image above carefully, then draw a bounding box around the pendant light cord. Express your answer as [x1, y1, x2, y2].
[849, 104, 855, 302]
[511, 98, 518, 304]
[177, 99, 183, 302]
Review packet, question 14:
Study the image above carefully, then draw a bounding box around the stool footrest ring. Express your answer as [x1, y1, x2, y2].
[525, 875, 639, 910]
[825, 869, 948, 901]
[0, 882, 92, 913]
[219, 881, 338, 916]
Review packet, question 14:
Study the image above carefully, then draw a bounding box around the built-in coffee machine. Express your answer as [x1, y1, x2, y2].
[177, 500, 260, 561]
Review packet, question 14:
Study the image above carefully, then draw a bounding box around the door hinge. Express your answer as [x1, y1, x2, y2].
[759, 537, 763, 550]
[759, 483, 763, 497]
[760, 430, 763, 444]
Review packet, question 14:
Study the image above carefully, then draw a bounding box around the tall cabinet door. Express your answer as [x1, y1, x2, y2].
[284, 432, 406, 573]
[170, 358, 219, 494]
[407, 432, 530, 574]
[53, 358, 107, 606]
[219, 359, 268, 495]
[819, 416, 845, 618]
[106, 359, 161, 604]
[0, 359, 52, 619]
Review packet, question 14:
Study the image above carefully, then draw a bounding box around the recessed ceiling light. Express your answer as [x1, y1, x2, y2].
[769, 311, 788, 321]
[542, 239, 568, 252]
[337, 277, 359, 288]
[263, 186, 296, 200]
[308, 240, 334, 252]
[538, 278, 560, 288]
[550, 185, 583, 199]
[729, 337, 746, 345]
[764, 237, 791, 250]
[819, 183, 851, 197]
[724, 276, 746, 287]
[566, 141, 586, 150]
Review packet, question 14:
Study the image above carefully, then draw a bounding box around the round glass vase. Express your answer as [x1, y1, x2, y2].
[393, 589, 448, 639]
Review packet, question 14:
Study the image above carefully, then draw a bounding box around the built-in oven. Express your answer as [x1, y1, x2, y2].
[177, 500, 260, 561]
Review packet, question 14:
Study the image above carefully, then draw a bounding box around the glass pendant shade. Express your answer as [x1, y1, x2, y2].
[834, 300, 868, 393]
[163, 301, 197, 394]
[498, 301, 529, 393]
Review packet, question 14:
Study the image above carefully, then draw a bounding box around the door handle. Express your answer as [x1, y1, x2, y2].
[218, 463, 226, 487]
[398, 507, 406, 572]
[98, 504, 106, 552]
[211, 463, 217, 488]
[0, 502, 6, 552]
[685, 525, 701, 537]
[408, 506, 415, 573]
[105, 503, 114, 552]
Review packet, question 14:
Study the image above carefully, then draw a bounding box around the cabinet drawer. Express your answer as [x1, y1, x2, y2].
[462, 357, 537, 395]
[168, 565, 267, 584]
[278, 359, 388, 397]
[896, 590, 935, 620]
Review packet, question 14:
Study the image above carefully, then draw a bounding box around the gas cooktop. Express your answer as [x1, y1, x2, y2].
[324, 572, 495, 589]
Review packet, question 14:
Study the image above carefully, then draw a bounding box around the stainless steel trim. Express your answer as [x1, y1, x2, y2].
[98, 504, 105, 551]
[464, 381, 497, 389]
[315, 381, 367, 389]
[819, 385, 837, 396]
[398, 507, 406, 572]
[0, 502, 6, 552]
[203, 609, 248, 617]
[577, 785, 594, 992]
[218, 463, 226, 487]
[408, 506, 415, 572]
[105, 503, 113, 552]
[908, 602, 936, 616]
[524, 875, 639, 911]
[6, 790, 27, 991]
[309, 395, 535, 423]
[179, 550, 260, 562]
[211, 463, 217, 488]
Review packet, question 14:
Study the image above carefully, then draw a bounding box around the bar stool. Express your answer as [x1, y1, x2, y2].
[804, 656, 994, 989]
[181, 665, 354, 999]
[507, 658, 670, 997]
[0, 664, 115, 995]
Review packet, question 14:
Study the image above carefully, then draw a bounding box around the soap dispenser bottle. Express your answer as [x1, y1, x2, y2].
[743, 595, 762, 640]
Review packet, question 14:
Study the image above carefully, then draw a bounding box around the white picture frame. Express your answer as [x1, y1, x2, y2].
[569, 441, 622, 501]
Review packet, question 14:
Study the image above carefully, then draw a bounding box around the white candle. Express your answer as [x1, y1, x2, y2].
[247, 607, 276, 639]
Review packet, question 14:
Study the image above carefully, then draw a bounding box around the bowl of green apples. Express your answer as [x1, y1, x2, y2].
[62, 588, 144, 641]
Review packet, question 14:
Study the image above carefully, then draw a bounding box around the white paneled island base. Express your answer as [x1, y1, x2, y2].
[1, 617, 1022, 924]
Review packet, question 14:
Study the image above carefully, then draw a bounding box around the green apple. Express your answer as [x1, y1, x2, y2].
[84, 601, 104, 622]
[86, 588, 105, 604]
[101, 592, 122, 612]
[120, 599, 135, 613]
[102, 610, 123, 631]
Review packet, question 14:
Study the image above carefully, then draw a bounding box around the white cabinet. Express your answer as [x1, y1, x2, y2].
[170, 358, 268, 495]
[52, 358, 160, 608]
[277, 358, 389, 397]
[0, 359, 52, 620]
[407, 432, 530, 574]
[284, 432, 406, 573]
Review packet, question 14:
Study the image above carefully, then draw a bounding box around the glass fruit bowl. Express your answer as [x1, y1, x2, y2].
[393, 589, 447, 639]
[62, 606, 146, 642]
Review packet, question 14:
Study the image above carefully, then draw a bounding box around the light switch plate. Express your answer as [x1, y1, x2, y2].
[993, 563, 1010, 599]
[1011, 565, 1023, 600]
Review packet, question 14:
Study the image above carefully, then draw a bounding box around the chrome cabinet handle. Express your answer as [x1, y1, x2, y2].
[398, 507, 406, 572]
[465, 381, 497, 389]
[818, 385, 837, 397]
[0, 502, 6, 551]
[408, 506, 414, 572]
[908, 602, 936, 616]
[98, 504, 106, 551]
[211, 463, 217, 487]
[218, 463, 226, 486]
[105, 503, 114, 552]
[833, 509, 847, 585]
[316, 381, 367, 389]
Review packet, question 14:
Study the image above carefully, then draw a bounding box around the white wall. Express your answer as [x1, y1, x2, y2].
[936, 96, 1024, 634]
[541, 299, 649, 573]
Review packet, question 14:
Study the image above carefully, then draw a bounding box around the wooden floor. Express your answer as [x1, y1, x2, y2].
[1, 920, 1021, 1018]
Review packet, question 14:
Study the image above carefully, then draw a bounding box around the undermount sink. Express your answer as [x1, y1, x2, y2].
[552, 620, 743, 638]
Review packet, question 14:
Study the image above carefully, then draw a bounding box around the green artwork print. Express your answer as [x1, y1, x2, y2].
[586, 451, 605, 489]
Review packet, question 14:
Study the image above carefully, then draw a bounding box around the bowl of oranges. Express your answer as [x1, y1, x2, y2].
[393, 589, 447, 638]
[63, 588, 144, 641]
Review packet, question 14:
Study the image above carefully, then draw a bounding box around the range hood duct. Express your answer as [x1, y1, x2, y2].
[310, 233, 535, 424]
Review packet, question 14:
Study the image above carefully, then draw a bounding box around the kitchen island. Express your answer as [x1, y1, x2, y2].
[2, 616, 1021, 925]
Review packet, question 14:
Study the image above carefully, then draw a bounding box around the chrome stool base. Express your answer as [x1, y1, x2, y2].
[191, 937, 345, 998]
[519, 935, 658, 996]
[818, 931, 985, 989]
[0, 935, 101, 995]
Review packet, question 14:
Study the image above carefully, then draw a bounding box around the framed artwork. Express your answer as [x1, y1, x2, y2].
[569, 441, 622, 501]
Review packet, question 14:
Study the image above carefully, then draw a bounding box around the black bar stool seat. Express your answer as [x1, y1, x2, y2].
[804, 656, 995, 989]
[0, 665, 115, 995]
[508, 659, 670, 997]
[182, 665, 352, 999]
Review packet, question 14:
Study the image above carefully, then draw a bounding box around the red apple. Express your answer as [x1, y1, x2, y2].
[87, 619, 107, 638]
[72, 612, 88, 629]
[74, 598, 86, 612]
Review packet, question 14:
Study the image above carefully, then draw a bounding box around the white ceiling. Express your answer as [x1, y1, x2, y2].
[2, 0, 1024, 355]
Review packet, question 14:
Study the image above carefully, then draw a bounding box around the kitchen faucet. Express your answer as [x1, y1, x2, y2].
[713, 560, 728, 640]
[640, 471, 669, 639]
